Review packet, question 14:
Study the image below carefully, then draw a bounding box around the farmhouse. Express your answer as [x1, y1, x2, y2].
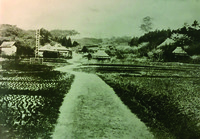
[157, 38, 175, 48]
[57, 48, 72, 58]
[39, 44, 72, 58]
[0, 41, 17, 56]
[172, 46, 189, 61]
[172, 47, 188, 56]
[92, 50, 110, 60]
[82, 45, 99, 53]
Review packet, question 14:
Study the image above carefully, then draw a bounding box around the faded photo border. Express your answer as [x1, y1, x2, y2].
[0, 0, 200, 138]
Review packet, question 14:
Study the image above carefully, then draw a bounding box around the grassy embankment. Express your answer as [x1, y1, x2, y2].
[98, 63, 200, 139]
[0, 60, 74, 138]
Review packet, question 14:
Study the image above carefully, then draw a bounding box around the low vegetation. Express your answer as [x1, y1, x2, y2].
[98, 65, 200, 139]
[1, 60, 54, 71]
[0, 63, 74, 138]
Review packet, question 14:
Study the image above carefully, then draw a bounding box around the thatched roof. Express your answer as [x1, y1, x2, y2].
[0, 41, 15, 48]
[39, 44, 70, 52]
[172, 47, 187, 54]
[93, 50, 109, 57]
[138, 42, 149, 48]
[157, 38, 175, 48]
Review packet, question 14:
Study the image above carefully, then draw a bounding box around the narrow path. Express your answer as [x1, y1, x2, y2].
[53, 67, 154, 139]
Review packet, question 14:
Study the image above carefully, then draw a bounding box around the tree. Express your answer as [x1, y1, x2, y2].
[15, 39, 34, 57]
[192, 20, 199, 29]
[81, 46, 88, 53]
[140, 16, 153, 33]
[61, 37, 67, 46]
[72, 41, 79, 47]
[67, 37, 72, 47]
[61, 37, 73, 47]
[40, 28, 52, 45]
[128, 37, 139, 46]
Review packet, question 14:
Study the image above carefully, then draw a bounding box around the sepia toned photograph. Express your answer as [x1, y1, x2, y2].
[0, 0, 200, 138]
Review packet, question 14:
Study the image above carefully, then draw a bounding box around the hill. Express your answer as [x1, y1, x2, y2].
[73, 37, 103, 46]
[50, 29, 79, 38]
[125, 20, 200, 62]
[0, 24, 80, 57]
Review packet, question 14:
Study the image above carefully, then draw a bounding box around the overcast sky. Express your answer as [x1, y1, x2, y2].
[0, 0, 200, 38]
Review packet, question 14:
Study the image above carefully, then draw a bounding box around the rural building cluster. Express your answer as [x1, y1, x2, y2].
[0, 20, 200, 64]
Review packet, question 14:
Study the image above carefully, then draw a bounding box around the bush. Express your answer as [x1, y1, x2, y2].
[190, 55, 200, 63]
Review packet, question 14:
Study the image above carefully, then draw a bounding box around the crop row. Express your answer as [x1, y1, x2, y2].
[0, 94, 45, 126]
[0, 80, 59, 91]
[98, 73, 200, 139]
[0, 71, 66, 80]
[0, 94, 56, 139]
[0, 72, 74, 139]
[0, 76, 63, 82]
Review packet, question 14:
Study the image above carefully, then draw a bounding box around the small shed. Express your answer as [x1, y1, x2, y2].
[0, 41, 17, 56]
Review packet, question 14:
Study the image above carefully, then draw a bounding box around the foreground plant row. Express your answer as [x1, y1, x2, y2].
[0, 71, 74, 139]
[98, 73, 200, 139]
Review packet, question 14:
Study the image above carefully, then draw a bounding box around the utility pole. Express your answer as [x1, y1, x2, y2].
[35, 29, 40, 58]
[30, 29, 43, 64]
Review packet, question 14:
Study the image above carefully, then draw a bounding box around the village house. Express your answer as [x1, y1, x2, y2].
[172, 46, 189, 61]
[57, 48, 72, 58]
[0, 41, 17, 56]
[172, 46, 188, 56]
[92, 50, 110, 60]
[157, 38, 175, 49]
[38, 44, 72, 58]
[81, 45, 99, 53]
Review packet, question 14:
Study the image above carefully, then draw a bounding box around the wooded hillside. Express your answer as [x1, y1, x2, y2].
[0, 24, 79, 57]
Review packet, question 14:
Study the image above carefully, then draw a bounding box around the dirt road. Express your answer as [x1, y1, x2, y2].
[53, 63, 154, 138]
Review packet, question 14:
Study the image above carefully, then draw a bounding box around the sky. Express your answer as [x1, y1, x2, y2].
[0, 0, 200, 38]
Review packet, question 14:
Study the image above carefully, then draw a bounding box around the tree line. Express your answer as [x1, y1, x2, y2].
[0, 24, 79, 57]
[128, 20, 200, 61]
